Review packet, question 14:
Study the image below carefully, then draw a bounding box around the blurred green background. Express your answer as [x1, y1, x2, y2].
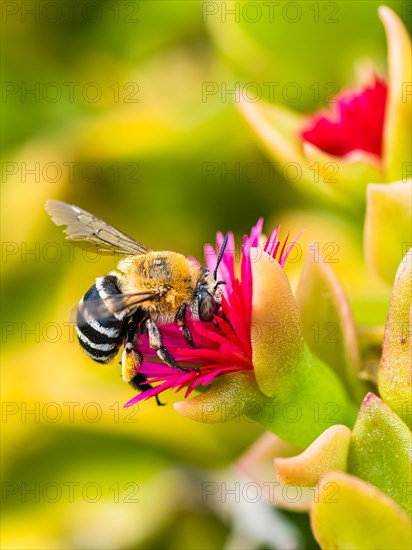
[1, 1, 407, 548]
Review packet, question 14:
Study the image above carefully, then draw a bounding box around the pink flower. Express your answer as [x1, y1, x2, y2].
[125, 220, 302, 407]
[301, 78, 387, 159]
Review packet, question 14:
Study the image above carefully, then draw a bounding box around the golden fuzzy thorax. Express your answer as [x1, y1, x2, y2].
[115, 251, 212, 322]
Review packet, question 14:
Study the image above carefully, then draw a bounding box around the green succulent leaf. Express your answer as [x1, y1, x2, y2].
[302, 142, 383, 207]
[175, 346, 356, 450]
[364, 181, 412, 284]
[378, 250, 412, 428]
[311, 471, 412, 550]
[296, 252, 369, 403]
[379, 6, 412, 181]
[348, 393, 412, 517]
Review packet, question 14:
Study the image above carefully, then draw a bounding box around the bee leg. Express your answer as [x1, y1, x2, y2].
[121, 342, 143, 383]
[126, 309, 147, 346]
[175, 304, 198, 349]
[129, 371, 165, 407]
[145, 318, 192, 374]
[175, 306, 201, 377]
[121, 311, 147, 382]
[123, 338, 165, 406]
[217, 310, 235, 332]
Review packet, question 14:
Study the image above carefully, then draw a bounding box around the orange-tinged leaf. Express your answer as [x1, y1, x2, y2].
[275, 425, 351, 487]
[236, 432, 313, 511]
[174, 372, 263, 424]
[251, 251, 304, 396]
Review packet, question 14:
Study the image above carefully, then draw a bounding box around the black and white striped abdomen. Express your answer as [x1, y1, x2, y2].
[76, 275, 127, 363]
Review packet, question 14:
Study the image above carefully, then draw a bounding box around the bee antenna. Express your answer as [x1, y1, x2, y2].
[213, 233, 229, 280]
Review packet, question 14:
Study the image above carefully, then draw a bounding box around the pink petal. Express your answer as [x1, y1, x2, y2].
[301, 78, 387, 159]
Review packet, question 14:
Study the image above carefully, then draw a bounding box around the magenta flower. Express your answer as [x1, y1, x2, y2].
[239, 7, 411, 205]
[125, 220, 301, 407]
[301, 77, 387, 159]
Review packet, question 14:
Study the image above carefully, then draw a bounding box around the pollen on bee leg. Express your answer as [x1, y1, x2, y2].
[121, 343, 143, 383]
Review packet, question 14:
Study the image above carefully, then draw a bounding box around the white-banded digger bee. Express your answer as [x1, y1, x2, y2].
[45, 201, 228, 405]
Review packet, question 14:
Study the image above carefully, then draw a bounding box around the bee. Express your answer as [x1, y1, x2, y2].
[45, 200, 228, 405]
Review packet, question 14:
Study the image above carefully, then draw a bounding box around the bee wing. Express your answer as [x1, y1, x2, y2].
[45, 200, 151, 256]
[77, 291, 157, 321]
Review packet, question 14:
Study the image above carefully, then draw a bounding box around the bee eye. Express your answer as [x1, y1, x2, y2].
[198, 289, 217, 322]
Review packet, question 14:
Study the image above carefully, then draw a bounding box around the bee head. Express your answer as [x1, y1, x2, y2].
[197, 283, 217, 322]
[195, 234, 229, 322]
